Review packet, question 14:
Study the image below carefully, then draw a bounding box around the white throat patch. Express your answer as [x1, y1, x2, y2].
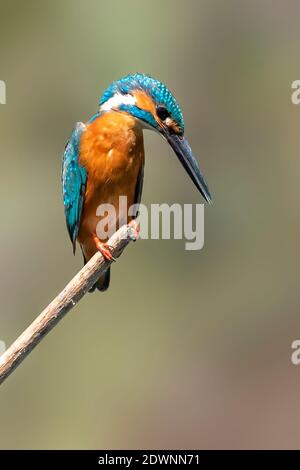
[100, 92, 136, 112]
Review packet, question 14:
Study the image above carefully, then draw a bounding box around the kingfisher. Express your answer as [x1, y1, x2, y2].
[62, 73, 212, 292]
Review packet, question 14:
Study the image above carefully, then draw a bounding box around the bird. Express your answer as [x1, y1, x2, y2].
[62, 73, 212, 292]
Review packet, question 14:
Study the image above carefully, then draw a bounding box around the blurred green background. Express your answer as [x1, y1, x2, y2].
[0, 0, 300, 450]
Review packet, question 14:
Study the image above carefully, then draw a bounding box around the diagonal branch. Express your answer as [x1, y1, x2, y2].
[0, 224, 136, 386]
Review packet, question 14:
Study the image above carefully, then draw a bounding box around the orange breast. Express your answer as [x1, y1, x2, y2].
[77, 111, 144, 261]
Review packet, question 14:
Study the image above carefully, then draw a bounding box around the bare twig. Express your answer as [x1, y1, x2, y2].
[0, 224, 135, 386]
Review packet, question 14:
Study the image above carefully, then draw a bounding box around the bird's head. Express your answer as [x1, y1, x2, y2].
[99, 73, 212, 203]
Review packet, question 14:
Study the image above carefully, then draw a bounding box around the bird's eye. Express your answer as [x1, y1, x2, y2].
[156, 105, 170, 121]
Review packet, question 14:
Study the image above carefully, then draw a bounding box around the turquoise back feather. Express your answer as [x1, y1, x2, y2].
[62, 122, 87, 252]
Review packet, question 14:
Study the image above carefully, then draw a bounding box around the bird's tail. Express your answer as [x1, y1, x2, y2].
[88, 267, 111, 293]
[94, 268, 111, 292]
[82, 251, 111, 293]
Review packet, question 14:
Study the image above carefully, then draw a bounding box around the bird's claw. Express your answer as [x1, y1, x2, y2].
[94, 236, 116, 262]
[100, 244, 116, 262]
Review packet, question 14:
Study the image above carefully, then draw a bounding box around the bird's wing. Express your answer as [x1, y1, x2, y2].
[133, 165, 144, 216]
[62, 122, 87, 253]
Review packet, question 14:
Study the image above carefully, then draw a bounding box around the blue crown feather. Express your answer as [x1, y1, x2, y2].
[99, 73, 184, 133]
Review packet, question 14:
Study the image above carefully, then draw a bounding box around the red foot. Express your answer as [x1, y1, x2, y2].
[129, 219, 140, 241]
[93, 235, 116, 261]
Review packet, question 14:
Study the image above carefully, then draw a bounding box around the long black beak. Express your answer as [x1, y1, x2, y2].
[164, 132, 212, 203]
